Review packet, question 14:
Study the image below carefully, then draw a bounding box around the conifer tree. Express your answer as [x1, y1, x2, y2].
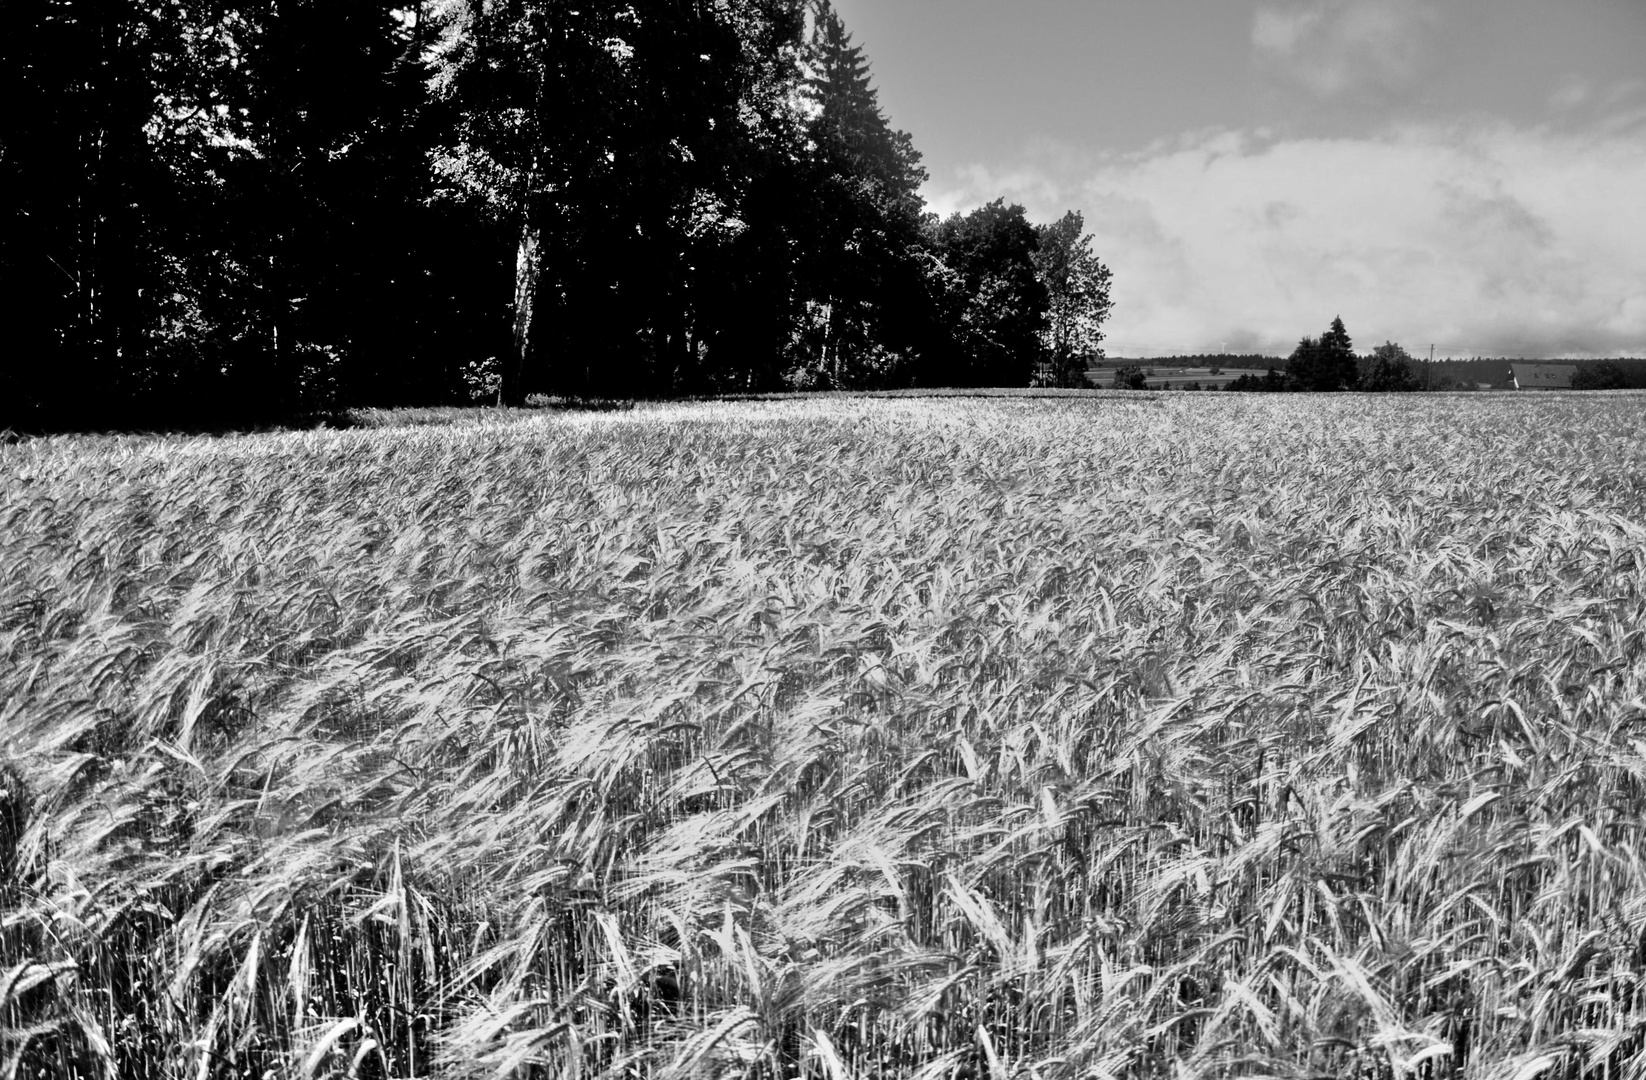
[803, 3, 925, 209]
[1286, 316, 1358, 391]
[785, 0, 931, 388]
[1320, 315, 1359, 390]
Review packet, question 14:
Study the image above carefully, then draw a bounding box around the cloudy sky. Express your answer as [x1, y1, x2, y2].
[830, 0, 1646, 358]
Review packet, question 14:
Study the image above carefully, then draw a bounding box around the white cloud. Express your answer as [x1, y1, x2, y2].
[922, 120, 1646, 358]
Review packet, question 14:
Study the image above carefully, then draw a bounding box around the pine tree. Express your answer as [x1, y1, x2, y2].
[1320, 315, 1358, 390]
[1286, 316, 1359, 391]
[803, 3, 925, 208]
[785, 0, 931, 388]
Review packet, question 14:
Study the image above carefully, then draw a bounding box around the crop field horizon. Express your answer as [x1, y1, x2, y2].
[4, 393, 1646, 1078]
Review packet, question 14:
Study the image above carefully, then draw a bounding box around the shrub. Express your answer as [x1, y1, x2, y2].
[1111, 364, 1148, 389]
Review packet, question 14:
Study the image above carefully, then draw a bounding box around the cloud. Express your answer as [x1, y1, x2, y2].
[1549, 78, 1646, 137]
[1252, 0, 1441, 100]
[1252, 6, 1326, 57]
[922, 120, 1646, 358]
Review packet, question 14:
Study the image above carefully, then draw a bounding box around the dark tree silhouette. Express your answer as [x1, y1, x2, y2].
[924, 200, 1050, 387]
[2, 0, 1103, 427]
[1361, 342, 1420, 391]
[1285, 316, 1358, 392]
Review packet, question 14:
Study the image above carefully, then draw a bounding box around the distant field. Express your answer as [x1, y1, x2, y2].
[5, 394, 1646, 1077]
[1085, 366, 1270, 389]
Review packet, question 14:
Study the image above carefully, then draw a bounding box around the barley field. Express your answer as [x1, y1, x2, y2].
[4, 393, 1646, 1079]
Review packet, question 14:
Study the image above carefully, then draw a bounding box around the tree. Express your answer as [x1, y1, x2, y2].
[1319, 316, 1359, 390]
[1, 1, 186, 423]
[2, 0, 463, 427]
[802, 2, 922, 207]
[924, 200, 1048, 387]
[1111, 365, 1148, 390]
[1, 0, 1079, 419]
[1031, 211, 1113, 387]
[1225, 366, 1290, 392]
[1285, 316, 1358, 391]
[779, 0, 932, 389]
[1572, 360, 1630, 390]
[1283, 336, 1320, 391]
[215, 0, 443, 412]
[427, 0, 807, 399]
[1360, 341, 1419, 392]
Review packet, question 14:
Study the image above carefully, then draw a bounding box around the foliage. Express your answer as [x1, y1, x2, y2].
[4, 0, 1107, 422]
[6, 395, 1646, 1076]
[426, 0, 812, 398]
[1572, 360, 1632, 390]
[925, 200, 1050, 387]
[1111, 364, 1150, 390]
[1285, 316, 1360, 392]
[1360, 341, 1421, 392]
[1030, 211, 1113, 387]
[461, 356, 504, 403]
[1122, 353, 1281, 369]
[777, 0, 933, 391]
[1225, 366, 1291, 392]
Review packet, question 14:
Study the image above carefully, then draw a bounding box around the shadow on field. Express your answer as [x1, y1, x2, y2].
[0, 396, 640, 442]
[1, 389, 1179, 441]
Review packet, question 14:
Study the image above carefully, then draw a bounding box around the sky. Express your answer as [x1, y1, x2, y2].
[830, 0, 1646, 359]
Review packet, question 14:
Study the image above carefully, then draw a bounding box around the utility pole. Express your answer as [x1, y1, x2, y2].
[1428, 344, 1434, 390]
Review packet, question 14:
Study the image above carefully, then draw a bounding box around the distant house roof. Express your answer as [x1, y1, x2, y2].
[1509, 363, 1574, 389]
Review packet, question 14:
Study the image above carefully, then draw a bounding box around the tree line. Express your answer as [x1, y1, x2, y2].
[2, 0, 1112, 428]
[1221, 318, 1425, 392]
[1213, 322, 1645, 393]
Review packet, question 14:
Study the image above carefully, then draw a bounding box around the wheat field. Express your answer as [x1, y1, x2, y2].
[4, 393, 1646, 1079]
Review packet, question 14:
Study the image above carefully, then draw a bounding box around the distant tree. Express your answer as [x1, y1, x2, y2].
[1572, 360, 1629, 390]
[1285, 316, 1358, 391]
[1283, 336, 1319, 391]
[1226, 367, 1289, 392]
[1360, 341, 1419, 392]
[1030, 210, 1112, 387]
[1111, 365, 1148, 390]
[1320, 316, 1359, 390]
[924, 199, 1048, 386]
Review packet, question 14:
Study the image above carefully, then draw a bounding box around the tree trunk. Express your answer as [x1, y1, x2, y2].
[508, 219, 541, 404]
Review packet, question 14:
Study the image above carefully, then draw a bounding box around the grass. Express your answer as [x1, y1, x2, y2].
[3, 391, 1646, 1078]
